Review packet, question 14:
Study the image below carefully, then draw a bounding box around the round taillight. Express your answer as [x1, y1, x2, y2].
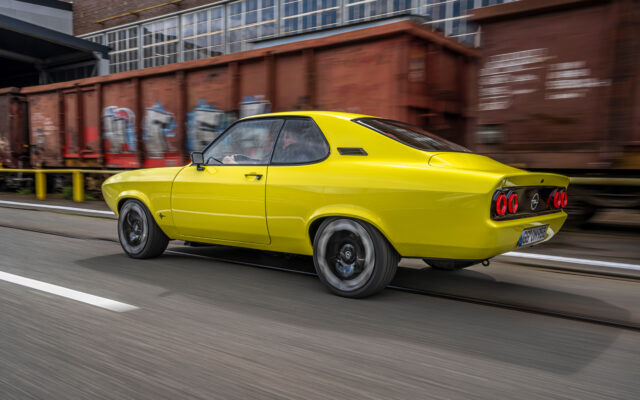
[554, 190, 562, 208]
[547, 190, 556, 207]
[561, 191, 568, 207]
[508, 192, 518, 214]
[496, 193, 507, 216]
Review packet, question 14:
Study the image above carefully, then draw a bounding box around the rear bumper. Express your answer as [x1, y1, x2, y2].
[399, 211, 567, 260]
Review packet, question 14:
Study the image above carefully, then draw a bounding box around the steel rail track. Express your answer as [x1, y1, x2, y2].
[1, 222, 639, 332]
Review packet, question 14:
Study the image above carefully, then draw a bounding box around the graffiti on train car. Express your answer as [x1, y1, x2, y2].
[239, 96, 270, 118]
[143, 102, 177, 159]
[102, 106, 139, 168]
[186, 100, 231, 152]
[103, 106, 136, 153]
[30, 113, 57, 158]
[478, 48, 611, 111]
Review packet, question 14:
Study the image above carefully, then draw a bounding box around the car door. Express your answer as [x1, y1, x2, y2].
[265, 118, 331, 250]
[172, 118, 284, 244]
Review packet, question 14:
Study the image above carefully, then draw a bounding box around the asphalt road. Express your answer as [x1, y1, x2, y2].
[1, 207, 640, 399]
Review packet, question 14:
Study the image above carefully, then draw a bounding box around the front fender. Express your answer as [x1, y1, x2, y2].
[114, 190, 153, 217]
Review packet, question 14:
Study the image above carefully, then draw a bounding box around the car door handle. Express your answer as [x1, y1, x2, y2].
[245, 173, 263, 180]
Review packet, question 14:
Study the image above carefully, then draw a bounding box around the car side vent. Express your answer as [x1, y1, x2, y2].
[337, 147, 368, 156]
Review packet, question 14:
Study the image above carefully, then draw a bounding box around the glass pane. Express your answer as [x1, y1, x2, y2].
[197, 22, 208, 35]
[204, 119, 285, 165]
[358, 118, 471, 152]
[246, 10, 257, 24]
[272, 119, 329, 164]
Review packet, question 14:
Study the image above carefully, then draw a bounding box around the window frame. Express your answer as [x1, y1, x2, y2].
[201, 117, 286, 166]
[198, 116, 330, 167]
[269, 116, 331, 166]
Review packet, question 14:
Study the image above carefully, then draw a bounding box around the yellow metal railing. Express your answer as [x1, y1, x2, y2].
[1, 169, 639, 203]
[0, 169, 123, 202]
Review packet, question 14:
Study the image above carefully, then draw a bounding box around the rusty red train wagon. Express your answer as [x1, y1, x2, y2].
[470, 0, 640, 172]
[8, 17, 477, 170]
[0, 88, 29, 169]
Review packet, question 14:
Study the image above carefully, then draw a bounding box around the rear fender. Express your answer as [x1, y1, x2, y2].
[307, 205, 398, 253]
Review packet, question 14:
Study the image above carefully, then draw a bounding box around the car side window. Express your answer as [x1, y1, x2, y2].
[271, 119, 329, 164]
[203, 119, 284, 165]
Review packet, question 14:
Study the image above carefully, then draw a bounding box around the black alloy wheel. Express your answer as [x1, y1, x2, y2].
[118, 199, 169, 259]
[313, 218, 398, 298]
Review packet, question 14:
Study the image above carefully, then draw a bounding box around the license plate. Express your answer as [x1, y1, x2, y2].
[517, 225, 548, 247]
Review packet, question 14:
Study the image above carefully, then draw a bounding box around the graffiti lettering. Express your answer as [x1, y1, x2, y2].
[187, 100, 231, 152]
[239, 96, 271, 119]
[143, 102, 177, 159]
[103, 106, 136, 154]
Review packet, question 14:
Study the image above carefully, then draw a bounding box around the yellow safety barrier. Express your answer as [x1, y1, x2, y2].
[0, 169, 123, 202]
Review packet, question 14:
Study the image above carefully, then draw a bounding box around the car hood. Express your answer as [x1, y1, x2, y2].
[428, 152, 523, 174]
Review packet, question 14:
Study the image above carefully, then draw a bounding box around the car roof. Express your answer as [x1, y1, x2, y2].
[240, 110, 375, 121]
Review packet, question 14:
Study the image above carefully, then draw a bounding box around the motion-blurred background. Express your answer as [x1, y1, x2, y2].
[0, 0, 638, 228]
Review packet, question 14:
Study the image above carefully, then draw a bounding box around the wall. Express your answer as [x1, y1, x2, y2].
[72, 0, 222, 35]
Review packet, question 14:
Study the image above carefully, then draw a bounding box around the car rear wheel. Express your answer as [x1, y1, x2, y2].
[313, 218, 398, 298]
[118, 199, 168, 259]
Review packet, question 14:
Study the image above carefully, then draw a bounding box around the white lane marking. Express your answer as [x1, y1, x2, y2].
[502, 251, 640, 271]
[0, 200, 114, 216]
[0, 271, 138, 312]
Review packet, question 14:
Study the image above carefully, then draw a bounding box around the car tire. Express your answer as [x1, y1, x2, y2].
[118, 199, 169, 259]
[423, 259, 478, 270]
[313, 218, 398, 298]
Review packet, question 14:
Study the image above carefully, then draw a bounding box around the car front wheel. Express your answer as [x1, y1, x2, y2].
[118, 199, 169, 259]
[313, 218, 398, 298]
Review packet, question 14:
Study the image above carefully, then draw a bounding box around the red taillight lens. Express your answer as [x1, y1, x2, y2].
[554, 190, 562, 208]
[561, 191, 568, 207]
[508, 192, 518, 214]
[496, 193, 507, 216]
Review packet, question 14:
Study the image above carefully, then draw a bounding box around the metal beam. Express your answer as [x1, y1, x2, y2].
[0, 48, 42, 65]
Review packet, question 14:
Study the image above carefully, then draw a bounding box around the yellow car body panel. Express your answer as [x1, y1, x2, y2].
[102, 111, 569, 261]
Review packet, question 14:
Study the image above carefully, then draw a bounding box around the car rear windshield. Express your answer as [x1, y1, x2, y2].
[355, 118, 471, 153]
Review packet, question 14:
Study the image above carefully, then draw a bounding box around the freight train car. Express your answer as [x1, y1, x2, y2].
[0, 87, 28, 170]
[0, 17, 476, 172]
[470, 0, 640, 223]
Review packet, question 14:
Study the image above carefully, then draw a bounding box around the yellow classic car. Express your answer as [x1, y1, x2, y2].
[102, 111, 569, 297]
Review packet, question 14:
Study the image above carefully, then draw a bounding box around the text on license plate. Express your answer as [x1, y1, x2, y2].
[518, 225, 548, 247]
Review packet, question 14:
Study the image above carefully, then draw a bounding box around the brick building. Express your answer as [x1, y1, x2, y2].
[73, 0, 513, 74]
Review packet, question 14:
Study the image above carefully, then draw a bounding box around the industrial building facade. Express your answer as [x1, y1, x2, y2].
[75, 0, 513, 74]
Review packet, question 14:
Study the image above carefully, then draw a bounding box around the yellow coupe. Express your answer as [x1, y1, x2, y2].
[102, 111, 569, 297]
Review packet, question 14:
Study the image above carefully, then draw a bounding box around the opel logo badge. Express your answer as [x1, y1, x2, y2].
[531, 193, 540, 211]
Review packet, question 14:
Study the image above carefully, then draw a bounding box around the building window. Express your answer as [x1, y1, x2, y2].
[228, 0, 277, 53]
[345, 0, 416, 24]
[182, 6, 225, 62]
[85, 34, 105, 45]
[282, 0, 339, 34]
[142, 17, 179, 68]
[422, 0, 484, 37]
[106, 27, 139, 73]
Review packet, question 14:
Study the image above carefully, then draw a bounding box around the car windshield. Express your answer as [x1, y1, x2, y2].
[356, 118, 471, 153]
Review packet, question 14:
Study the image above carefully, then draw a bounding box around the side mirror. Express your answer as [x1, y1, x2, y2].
[191, 151, 204, 171]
